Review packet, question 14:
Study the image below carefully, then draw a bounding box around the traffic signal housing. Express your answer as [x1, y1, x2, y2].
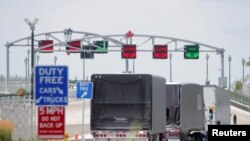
[66, 41, 81, 53]
[94, 40, 108, 53]
[122, 44, 136, 59]
[184, 44, 199, 59]
[80, 45, 95, 59]
[38, 40, 53, 53]
[153, 45, 168, 59]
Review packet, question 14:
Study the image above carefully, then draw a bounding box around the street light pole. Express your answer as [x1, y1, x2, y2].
[24, 57, 28, 84]
[36, 54, 40, 65]
[27, 49, 30, 79]
[82, 44, 86, 141]
[242, 58, 245, 84]
[228, 55, 232, 91]
[169, 53, 172, 82]
[54, 56, 57, 65]
[24, 18, 39, 139]
[206, 54, 210, 85]
[24, 17, 39, 91]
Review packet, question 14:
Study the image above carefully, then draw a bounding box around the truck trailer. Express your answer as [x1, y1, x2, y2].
[203, 85, 231, 125]
[91, 74, 166, 141]
[203, 85, 231, 140]
[165, 83, 205, 141]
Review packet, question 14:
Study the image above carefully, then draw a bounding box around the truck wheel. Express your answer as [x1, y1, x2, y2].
[159, 133, 166, 141]
[194, 133, 203, 141]
[180, 133, 189, 141]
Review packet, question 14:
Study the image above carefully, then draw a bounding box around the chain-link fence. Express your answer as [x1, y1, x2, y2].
[0, 80, 79, 140]
[0, 81, 79, 101]
[0, 82, 30, 94]
[0, 94, 34, 141]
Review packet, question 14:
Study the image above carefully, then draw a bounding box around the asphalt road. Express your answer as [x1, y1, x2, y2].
[66, 100, 91, 138]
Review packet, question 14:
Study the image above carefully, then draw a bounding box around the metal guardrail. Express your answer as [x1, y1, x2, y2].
[231, 93, 250, 112]
[231, 92, 250, 106]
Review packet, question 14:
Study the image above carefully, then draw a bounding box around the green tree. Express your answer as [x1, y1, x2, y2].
[245, 58, 250, 83]
[234, 80, 243, 92]
[233, 57, 250, 93]
[246, 57, 250, 67]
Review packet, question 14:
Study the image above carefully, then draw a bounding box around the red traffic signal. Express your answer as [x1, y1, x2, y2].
[38, 40, 53, 53]
[122, 44, 136, 59]
[153, 45, 168, 59]
[67, 41, 81, 53]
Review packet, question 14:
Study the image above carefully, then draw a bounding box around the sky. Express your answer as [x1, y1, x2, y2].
[0, 0, 250, 87]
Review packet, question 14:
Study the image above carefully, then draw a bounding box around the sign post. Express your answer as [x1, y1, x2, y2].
[76, 81, 93, 141]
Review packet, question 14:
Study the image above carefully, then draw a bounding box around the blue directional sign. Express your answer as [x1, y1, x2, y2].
[35, 66, 68, 106]
[76, 82, 93, 99]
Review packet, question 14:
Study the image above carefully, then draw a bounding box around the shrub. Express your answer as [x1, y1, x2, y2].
[0, 120, 14, 141]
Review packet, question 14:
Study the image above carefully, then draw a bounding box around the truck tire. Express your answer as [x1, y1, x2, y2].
[180, 133, 190, 141]
[181, 133, 203, 141]
[159, 133, 166, 141]
[194, 133, 203, 141]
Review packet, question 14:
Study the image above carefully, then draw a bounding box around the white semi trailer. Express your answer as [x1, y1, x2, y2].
[203, 85, 231, 140]
[165, 83, 205, 141]
[203, 85, 231, 125]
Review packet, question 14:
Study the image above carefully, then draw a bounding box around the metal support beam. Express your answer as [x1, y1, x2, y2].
[82, 40, 86, 141]
[6, 45, 10, 93]
[125, 37, 129, 73]
[219, 49, 227, 88]
[221, 49, 225, 78]
[228, 55, 232, 91]
[133, 60, 135, 74]
[169, 53, 172, 82]
[126, 60, 129, 72]
[31, 29, 35, 96]
[206, 54, 210, 85]
[7, 31, 226, 88]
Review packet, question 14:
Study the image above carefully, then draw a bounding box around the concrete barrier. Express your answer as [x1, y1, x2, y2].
[231, 100, 250, 112]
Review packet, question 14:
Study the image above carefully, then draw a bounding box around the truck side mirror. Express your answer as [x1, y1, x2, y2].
[216, 120, 220, 125]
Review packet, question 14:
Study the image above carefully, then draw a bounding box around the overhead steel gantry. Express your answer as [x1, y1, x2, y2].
[105, 33, 225, 82]
[5, 29, 125, 92]
[5, 29, 226, 89]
